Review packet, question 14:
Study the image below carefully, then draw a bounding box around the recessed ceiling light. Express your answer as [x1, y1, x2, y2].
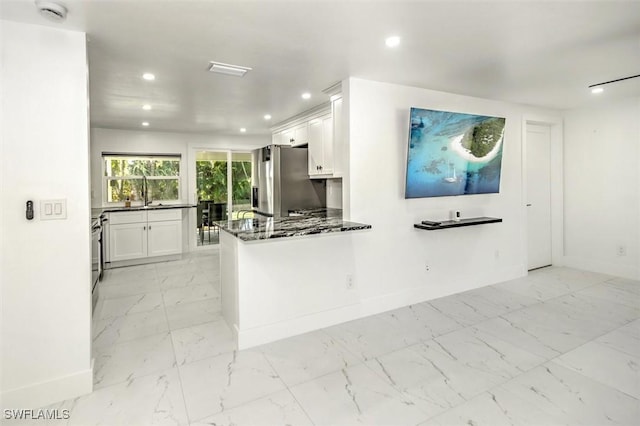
[591, 87, 604, 94]
[142, 122, 150, 127]
[142, 104, 152, 110]
[240, 128, 247, 133]
[385, 36, 401, 48]
[208, 61, 252, 77]
[301, 92, 311, 100]
[264, 114, 272, 120]
[142, 73, 155, 81]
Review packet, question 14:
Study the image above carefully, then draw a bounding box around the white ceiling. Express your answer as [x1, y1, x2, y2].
[2, 0, 639, 137]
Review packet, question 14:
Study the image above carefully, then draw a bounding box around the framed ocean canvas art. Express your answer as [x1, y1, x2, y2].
[404, 107, 506, 198]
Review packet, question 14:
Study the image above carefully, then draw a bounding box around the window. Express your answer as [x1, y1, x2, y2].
[103, 154, 181, 203]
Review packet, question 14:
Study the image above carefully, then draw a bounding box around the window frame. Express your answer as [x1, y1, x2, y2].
[101, 153, 182, 206]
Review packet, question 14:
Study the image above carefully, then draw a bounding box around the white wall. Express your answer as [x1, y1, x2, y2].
[326, 178, 343, 208]
[344, 78, 561, 313]
[1, 21, 92, 408]
[563, 97, 640, 279]
[0, 19, 5, 406]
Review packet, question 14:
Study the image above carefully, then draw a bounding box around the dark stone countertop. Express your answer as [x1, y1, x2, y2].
[219, 209, 371, 242]
[287, 207, 344, 218]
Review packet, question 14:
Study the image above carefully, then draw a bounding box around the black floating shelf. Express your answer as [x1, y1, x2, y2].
[414, 216, 502, 230]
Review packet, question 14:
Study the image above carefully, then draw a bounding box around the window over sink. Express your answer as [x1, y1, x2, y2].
[102, 153, 181, 204]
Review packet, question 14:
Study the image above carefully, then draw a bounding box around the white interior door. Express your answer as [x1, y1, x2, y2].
[526, 124, 552, 270]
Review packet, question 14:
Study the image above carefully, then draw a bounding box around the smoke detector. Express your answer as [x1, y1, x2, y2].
[35, 1, 68, 22]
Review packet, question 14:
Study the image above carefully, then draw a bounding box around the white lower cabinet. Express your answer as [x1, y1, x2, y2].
[148, 220, 182, 257]
[106, 209, 183, 264]
[109, 223, 148, 262]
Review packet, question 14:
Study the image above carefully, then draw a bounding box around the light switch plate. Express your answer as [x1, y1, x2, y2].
[41, 199, 67, 220]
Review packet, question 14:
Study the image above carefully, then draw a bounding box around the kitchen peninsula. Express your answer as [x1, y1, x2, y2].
[219, 208, 371, 349]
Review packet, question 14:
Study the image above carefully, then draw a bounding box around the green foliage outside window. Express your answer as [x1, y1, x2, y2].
[104, 156, 180, 202]
[196, 160, 251, 204]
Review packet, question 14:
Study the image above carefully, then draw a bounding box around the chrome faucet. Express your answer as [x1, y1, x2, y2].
[142, 175, 150, 206]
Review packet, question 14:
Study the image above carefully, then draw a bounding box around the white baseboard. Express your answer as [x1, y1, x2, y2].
[359, 264, 524, 318]
[237, 303, 361, 349]
[562, 255, 639, 280]
[235, 265, 524, 349]
[1, 365, 93, 410]
[106, 254, 181, 269]
[490, 264, 527, 284]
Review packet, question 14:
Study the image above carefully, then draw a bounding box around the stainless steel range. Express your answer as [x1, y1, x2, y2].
[91, 216, 105, 314]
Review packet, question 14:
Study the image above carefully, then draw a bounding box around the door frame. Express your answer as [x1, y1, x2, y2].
[521, 115, 564, 274]
[188, 147, 232, 251]
[187, 147, 254, 252]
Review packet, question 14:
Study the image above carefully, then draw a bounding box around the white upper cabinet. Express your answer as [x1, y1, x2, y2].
[291, 123, 308, 147]
[331, 96, 343, 177]
[308, 118, 323, 175]
[275, 123, 309, 147]
[308, 114, 333, 177]
[322, 114, 334, 174]
[280, 128, 295, 145]
[272, 97, 343, 179]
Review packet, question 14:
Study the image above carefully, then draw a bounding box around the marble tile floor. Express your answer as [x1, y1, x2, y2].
[19, 256, 640, 426]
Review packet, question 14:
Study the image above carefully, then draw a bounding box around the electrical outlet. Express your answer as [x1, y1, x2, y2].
[346, 274, 355, 290]
[617, 245, 627, 257]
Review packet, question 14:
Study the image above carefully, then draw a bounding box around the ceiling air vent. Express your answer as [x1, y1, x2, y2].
[208, 61, 252, 77]
[36, 1, 68, 22]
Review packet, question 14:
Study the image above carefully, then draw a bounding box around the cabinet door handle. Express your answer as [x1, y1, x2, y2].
[143, 226, 146, 230]
[149, 226, 152, 230]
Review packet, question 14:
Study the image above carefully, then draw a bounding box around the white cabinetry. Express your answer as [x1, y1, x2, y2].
[331, 96, 343, 176]
[290, 123, 308, 147]
[109, 222, 147, 262]
[281, 128, 295, 145]
[274, 123, 309, 147]
[271, 97, 344, 179]
[147, 219, 182, 257]
[106, 209, 183, 264]
[308, 114, 334, 177]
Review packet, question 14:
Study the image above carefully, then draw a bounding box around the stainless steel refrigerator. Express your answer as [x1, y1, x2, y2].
[251, 145, 326, 217]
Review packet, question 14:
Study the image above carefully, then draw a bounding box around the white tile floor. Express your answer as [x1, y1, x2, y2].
[25, 251, 640, 425]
